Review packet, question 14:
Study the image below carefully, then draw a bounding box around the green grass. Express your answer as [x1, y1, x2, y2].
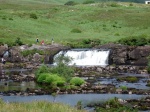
[0, 0, 150, 46]
[0, 100, 86, 112]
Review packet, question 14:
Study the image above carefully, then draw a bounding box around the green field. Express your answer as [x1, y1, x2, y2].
[0, 0, 150, 46]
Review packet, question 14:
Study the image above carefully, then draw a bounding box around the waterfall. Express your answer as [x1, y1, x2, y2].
[54, 49, 110, 66]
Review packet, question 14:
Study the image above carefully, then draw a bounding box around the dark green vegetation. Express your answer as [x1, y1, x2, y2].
[35, 55, 85, 89]
[93, 97, 138, 112]
[0, 0, 150, 48]
[21, 48, 44, 57]
[0, 99, 85, 112]
[117, 76, 138, 82]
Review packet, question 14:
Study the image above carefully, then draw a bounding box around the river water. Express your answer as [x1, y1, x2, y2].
[1, 94, 147, 107]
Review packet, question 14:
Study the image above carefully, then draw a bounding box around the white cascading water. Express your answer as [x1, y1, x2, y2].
[54, 49, 110, 66]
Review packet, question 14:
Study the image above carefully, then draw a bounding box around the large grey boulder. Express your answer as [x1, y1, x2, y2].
[96, 43, 150, 66]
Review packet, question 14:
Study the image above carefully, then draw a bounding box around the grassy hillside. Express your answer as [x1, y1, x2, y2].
[0, 0, 150, 46]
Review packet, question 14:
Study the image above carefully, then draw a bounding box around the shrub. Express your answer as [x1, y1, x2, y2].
[120, 86, 127, 91]
[0, 42, 4, 46]
[83, 0, 95, 4]
[51, 55, 74, 82]
[30, 13, 38, 19]
[45, 74, 65, 85]
[21, 48, 44, 57]
[117, 76, 138, 83]
[37, 73, 50, 83]
[146, 82, 150, 87]
[110, 3, 119, 7]
[35, 64, 50, 78]
[71, 28, 82, 33]
[66, 39, 101, 48]
[70, 77, 85, 86]
[114, 33, 120, 36]
[64, 1, 77, 6]
[9, 18, 13, 20]
[118, 35, 150, 46]
[147, 56, 150, 74]
[2, 16, 6, 20]
[15, 37, 23, 46]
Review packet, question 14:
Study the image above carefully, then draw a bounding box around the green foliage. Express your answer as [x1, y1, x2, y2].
[50, 55, 75, 82]
[110, 2, 120, 7]
[0, 1, 150, 46]
[120, 85, 127, 91]
[83, 0, 95, 4]
[66, 39, 101, 48]
[35, 64, 50, 78]
[30, 13, 38, 19]
[35, 55, 75, 84]
[98, 97, 138, 111]
[64, 1, 77, 6]
[117, 76, 138, 83]
[147, 56, 150, 74]
[148, 62, 150, 74]
[37, 73, 49, 83]
[37, 73, 65, 86]
[0, 42, 4, 46]
[118, 35, 150, 46]
[71, 28, 82, 33]
[54, 54, 73, 65]
[0, 100, 85, 112]
[15, 37, 23, 46]
[21, 48, 44, 57]
[106, 97, 121, 108]
[45, 74, 65, 85]
[70, 77, 85, 86]
[95, 106, 138, 112]
[146, 82, 150, 87]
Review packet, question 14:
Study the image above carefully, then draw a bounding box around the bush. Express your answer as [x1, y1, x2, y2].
[110, 3, 119, 7]
[64, 1, 77, 6]
[21, 48, 44, 57]
[120, 86, 127, 91]
[66, 38, 101, 48]
[45, 74, 65, 84]
[70, 77, 85, 86]
[51, 55, 74, 82]
[15, 37, 23, 46]
[35, 64, 50, 78]
[71, 28, 82, 33]
[37, 73, 66, 86]
[118, 35, 150, 46]
[37, 73, 50, 83]
[117, 76, 138, 83]
[30, 13, 38, 19]
[146, 82, 150, 87]
[83, 0, 95, 4]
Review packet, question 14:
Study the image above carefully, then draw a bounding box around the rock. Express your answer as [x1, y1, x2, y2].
[32, 53, 42, 63]
[96, 44, 150, 66]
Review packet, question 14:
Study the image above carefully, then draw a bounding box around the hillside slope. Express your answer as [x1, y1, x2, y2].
[0, 1, 150, 46]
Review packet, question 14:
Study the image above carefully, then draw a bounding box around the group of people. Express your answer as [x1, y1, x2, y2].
[36, 38, 54, 45]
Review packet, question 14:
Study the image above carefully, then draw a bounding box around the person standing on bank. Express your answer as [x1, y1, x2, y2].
[36, 38, 39, 44]
[1, 57, 6, 64]
[51, 38, 54, 44]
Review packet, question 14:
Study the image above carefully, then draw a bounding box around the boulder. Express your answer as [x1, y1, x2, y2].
[96, 44, 150, 66]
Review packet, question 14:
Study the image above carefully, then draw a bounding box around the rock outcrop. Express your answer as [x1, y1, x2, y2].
[96, 43, 150, 66]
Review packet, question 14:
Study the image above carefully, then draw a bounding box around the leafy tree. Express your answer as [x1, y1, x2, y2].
[50, 55, 75, 82]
